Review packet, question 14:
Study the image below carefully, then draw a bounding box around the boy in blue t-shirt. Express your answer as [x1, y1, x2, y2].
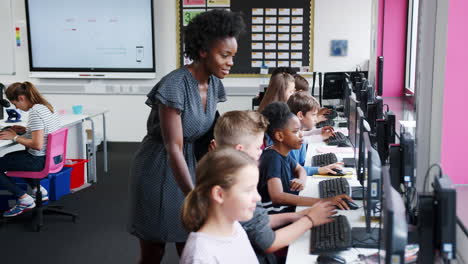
[287, 92, 344, 175]
[258, 102, 352, 214]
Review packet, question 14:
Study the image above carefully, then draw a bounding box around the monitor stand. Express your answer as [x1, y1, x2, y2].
[351, 227, 379, 248]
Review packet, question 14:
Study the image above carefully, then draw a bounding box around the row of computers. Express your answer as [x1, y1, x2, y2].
[309, 75, 456, 263]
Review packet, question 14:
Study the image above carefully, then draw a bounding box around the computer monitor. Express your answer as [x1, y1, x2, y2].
[348, 93, 359, 149]
[388, 132, 415, 191]
[356, 108, 366, 177]
[380, 166, 408, 264]
[418, 174, 457, 263]
[323, 72, 346, 100]
[352, 131, 382, 248]
[344, 78, 353, 118]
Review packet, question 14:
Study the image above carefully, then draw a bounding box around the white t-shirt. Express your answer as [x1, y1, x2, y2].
[180, 221, 259, 264]
[25, 104, 61, 156]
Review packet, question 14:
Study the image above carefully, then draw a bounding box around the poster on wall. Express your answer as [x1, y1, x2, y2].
[177, 0, 313, 75]
[330, 40, 348, 56]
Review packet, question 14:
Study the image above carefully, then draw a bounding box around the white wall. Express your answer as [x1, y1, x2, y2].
[313, 0, 372, 72]
[0, 0, 372, 142]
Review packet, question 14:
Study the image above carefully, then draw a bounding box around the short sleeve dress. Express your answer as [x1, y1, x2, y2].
[128, 67, 226, 242]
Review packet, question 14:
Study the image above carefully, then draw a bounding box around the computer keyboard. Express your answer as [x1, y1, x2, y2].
[310, 215, 352, 253]
[311, 153, 338, 167]
[325, 132, 348, 146]
[319, 177, 350, 198]
[316, 119, 335, 128]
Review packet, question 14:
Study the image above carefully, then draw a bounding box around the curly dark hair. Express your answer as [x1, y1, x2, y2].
[184, 9, 245, 61]
[261, 102, 295, 140]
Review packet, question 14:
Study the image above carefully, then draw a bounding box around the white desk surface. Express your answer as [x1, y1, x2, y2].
[0, 113, 90, 149]
[286, 130, 378, 264]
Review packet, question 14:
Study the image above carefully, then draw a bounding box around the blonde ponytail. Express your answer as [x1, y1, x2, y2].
[181, 147, 257, 232]
[182, 188, 209, 232]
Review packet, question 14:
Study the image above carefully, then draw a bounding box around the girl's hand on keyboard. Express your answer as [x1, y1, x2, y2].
[290, 178, 305, 191]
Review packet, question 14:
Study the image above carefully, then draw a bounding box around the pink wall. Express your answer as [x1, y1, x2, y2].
[441, 0, 468, 184]
[376, 0, 407, 97]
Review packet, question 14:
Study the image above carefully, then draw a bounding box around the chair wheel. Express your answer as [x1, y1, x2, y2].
[34, 224, 42, 232]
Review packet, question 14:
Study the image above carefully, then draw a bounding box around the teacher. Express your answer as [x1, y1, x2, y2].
[128, 9, 245, 264]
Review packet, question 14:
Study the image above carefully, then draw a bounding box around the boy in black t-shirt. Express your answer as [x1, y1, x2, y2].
[258, 102, 351, 215]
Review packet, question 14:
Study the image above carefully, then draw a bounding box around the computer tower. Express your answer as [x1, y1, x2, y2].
[434, 176, 457, 260]
[376, 119, 387, 165]
[367, 103, 377, 133]
[389, 144, 402, 192]
[375, 96, 383, 119]
[385, 111, 396, 144]
[400, 133, 415, 187]
[377, 56, 384, 96]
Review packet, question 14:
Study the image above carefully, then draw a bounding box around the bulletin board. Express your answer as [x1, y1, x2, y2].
[177, 0, 314, 76]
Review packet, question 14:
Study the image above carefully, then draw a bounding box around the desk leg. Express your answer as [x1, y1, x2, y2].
[102, 113, 108, 173]
[87, 118, 97, 183]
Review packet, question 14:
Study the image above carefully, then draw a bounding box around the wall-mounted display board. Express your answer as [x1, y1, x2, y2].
[177, 0, 314, 76]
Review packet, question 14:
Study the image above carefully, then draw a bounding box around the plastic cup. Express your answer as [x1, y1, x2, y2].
[72, 105, 83, 115]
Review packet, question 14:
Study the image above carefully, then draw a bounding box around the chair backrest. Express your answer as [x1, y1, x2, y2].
[44, 127, 68, 174]
[7, 127, 69, 179]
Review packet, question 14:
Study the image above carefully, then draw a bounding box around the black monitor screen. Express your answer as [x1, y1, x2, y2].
[356, 108, 365, 176]
[348, 93, 359, 148]
[381, 166, 407, 264]
[323, 72, 346, 99]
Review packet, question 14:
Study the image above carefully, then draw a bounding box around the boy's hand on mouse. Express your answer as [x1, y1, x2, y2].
[290, 178, 305, 192]
[306, 201, 335, 227]
[318, 163, 344, 175]
[323, 194, 353, 210]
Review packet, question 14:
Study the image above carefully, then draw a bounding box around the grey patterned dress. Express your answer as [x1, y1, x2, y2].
[128, 67, 226, 242]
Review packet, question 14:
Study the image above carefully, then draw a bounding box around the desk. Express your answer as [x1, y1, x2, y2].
[0, 110, 108, 188]
[286, 132, 378, 263]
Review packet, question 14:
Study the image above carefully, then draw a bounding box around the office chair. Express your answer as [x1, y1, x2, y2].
[6, 127, 78, 231]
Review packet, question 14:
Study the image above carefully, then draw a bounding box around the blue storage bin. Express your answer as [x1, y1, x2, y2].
[48, 167, 72, 201]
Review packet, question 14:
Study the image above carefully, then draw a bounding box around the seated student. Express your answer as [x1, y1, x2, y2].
[213, 110, 335, 264]
[180, 148, 260, 264]
[287, 92, 342, 175]
[0, 82, 60, 217]
[293, 73, 332, 123]
[258, 102, 352, 214]
[258, 72, 296, 112]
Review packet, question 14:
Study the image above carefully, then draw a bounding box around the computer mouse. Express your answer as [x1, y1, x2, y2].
[0, 126, 11, 131]
[316, 254, 346, 264]
[344, 199, 359, 210]
[328, 168, 345, 176]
